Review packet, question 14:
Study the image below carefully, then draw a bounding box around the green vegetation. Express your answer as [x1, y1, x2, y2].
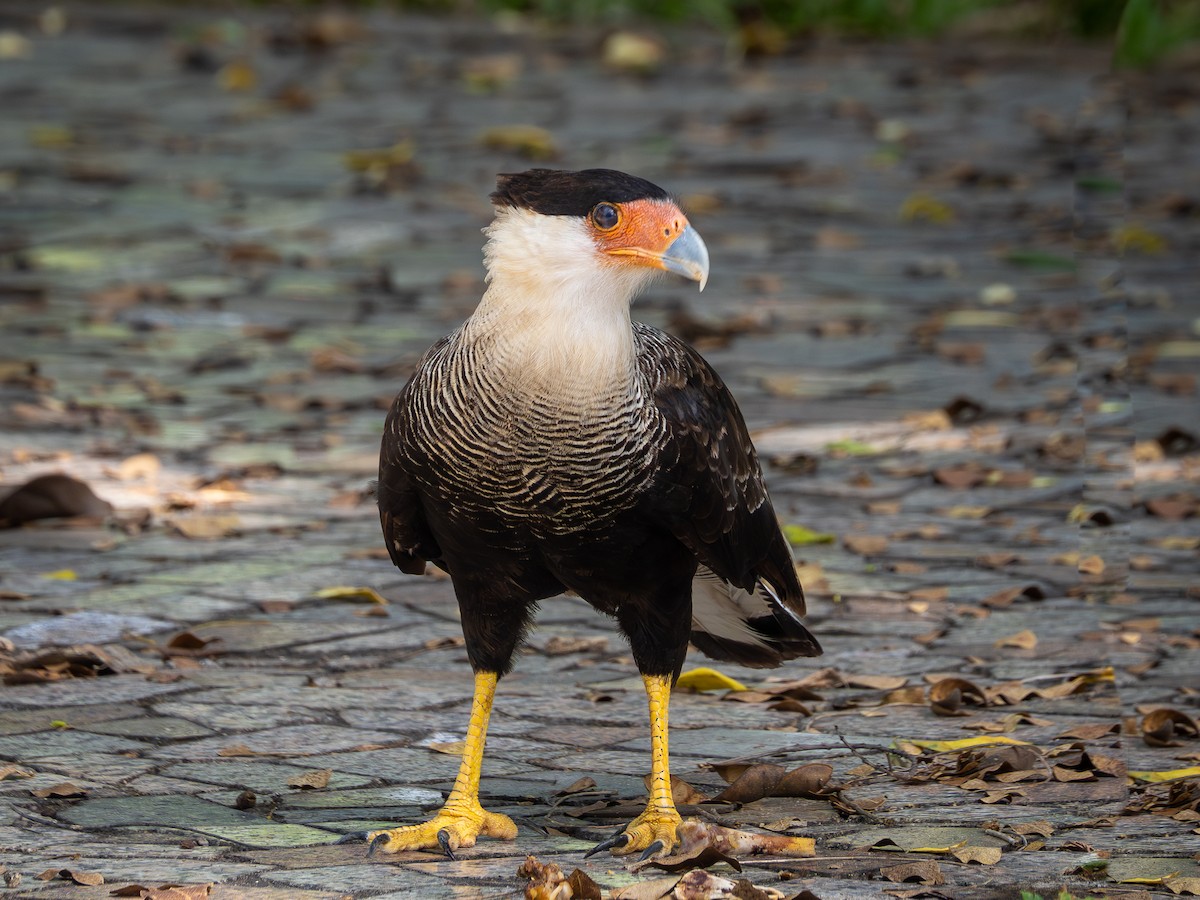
[1020, 891, 1102, 900]
[479, 0, 1199, 66]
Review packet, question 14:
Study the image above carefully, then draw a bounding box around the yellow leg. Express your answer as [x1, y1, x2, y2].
[366, 671, 517, 855]
[594, 673, 683, 857]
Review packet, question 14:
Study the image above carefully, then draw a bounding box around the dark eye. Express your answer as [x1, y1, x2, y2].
[591, 202, 619, 230]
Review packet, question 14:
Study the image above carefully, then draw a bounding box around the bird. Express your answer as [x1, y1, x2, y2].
[361, 167, 821, 860]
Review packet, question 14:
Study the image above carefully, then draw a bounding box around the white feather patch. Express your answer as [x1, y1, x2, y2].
[690, 566, 773, 648]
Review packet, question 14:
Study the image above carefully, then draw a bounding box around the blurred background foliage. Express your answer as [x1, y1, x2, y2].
[252, 0, 1199, 67]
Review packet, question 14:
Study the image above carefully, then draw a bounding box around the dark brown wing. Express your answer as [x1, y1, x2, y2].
[377, 343, 447, 576]
[635, 323, 819, 661]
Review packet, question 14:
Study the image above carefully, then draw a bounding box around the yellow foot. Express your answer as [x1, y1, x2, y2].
[586, 806, 682, 859]
[366, 806, 517, 858]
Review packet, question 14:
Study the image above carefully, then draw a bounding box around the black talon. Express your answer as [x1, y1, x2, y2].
[437, 828, 457, 860]
[336, 831, 369, 845]
[367, 833, 389, 857]
[584, 828, 630, 858]
[638, 840, 665, 861]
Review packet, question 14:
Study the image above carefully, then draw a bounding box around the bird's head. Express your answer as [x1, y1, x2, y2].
[483, 168, 709, 303]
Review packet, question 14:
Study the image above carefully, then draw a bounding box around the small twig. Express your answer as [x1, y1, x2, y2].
[982, 827, 1027, 850]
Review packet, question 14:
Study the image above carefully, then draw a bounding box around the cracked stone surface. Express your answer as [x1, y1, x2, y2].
[1, 5, 1197, 899]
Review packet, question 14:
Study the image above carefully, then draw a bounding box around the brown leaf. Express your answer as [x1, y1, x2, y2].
[0, 473, 113, 526]
[31, 782, 86, 799]
[1143, 709, 1199, 748]
[641, 774, 707, 805]
[675, 819, 816, 858]
[711, 763, 832, 803]
[1077, 555, 1106, 575]
[994, 629, 1038, 650]
[566, 869, 603, 900]
[933, 463, 987, 489]
[882, 686, 928, 706]
[1058, 722, 1120, 740]
[950, 845, 1002, 865]
[168, 514, 241, 540]
[142, 886, 214, 900]
[880, 860, 945, 885]
[637, 845, 742, 874]
[217, 744, 257, 757]
[1011, 820, 1055, 837]
[542, 636, 608, 656]
[846, 674, 908, 690]
[287, 768, 332, 790]
[1145, 495, 1198, 520]
[929, 677, 988, 717]
[233, 790, 256, 810]
[555, 776, 597, 796]
[0, 764, 35, 780]
[166, 632, 218, 652]
[63, 869, 105, 886]
[843, 534, 889, 555]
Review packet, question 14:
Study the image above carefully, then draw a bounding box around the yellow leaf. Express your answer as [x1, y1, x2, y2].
[1127, 766, 1200, 783]
[479, 125, 557, 160]
[218, 60, 257, 92]
[1113, 223, 1167, 256]
[426, 741, 466, 755]
[899, 192, 955, 225]
[676, 667, 747, 692]
[313, 585, 388, 604]
[41, 569, 77, 581]
[1122, 873, 1181, 886]
[897, 736, 1031, 753]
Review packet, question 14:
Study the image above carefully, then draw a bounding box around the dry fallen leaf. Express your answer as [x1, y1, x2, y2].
[287, 768, 332, 790]
[31, 782, 86, 799]
[313, 585, 388, 605]
[843, 534, 889, 555]
[1142, 709, 1199, 748]
[951, 845, 1002, 865]
[929, 677, 988, 717]
[994, 629, 1038, 650]
[711, 762, 832, 804]
[879, 860, 945, 885]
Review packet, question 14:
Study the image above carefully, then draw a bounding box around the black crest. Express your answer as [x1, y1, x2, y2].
[491, 168, 671, 217]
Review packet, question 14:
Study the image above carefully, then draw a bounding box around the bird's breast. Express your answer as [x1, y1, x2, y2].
[403, 345, 663, 537]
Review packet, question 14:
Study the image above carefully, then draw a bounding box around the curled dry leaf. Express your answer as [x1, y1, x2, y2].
[929, 677, 988, 717]
[1142, 709, 1199, 748]
[711, 762, 833, 804]
[994, 629, 1038, 650]
[1058, 722, 1120, 740]
[313, 585, 388, 605]
[676, 819, 816, 860]
[642, 774, 707, 806]
[951, 845, 1002, 865]
[31, 781, 86, 798]
[517, 856, 602, 900]
[879, 860, 945, 885]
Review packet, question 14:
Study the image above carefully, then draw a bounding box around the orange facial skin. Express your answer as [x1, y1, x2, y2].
[588, 198, 710, 288]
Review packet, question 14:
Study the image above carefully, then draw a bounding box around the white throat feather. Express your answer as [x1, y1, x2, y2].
[467, 207, 657, 392]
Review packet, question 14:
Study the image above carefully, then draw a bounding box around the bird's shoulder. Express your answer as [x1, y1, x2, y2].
[632, 321, 769, 543]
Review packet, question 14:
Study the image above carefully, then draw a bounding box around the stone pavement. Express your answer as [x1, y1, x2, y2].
[0, 5, 1197, 898]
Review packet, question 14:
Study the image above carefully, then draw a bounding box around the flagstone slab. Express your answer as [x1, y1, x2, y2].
[149, 724, 403, 760]
[0, 675, 190, 708]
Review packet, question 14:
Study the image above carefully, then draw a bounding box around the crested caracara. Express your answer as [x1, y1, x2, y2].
[362, 168, 821, 860]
